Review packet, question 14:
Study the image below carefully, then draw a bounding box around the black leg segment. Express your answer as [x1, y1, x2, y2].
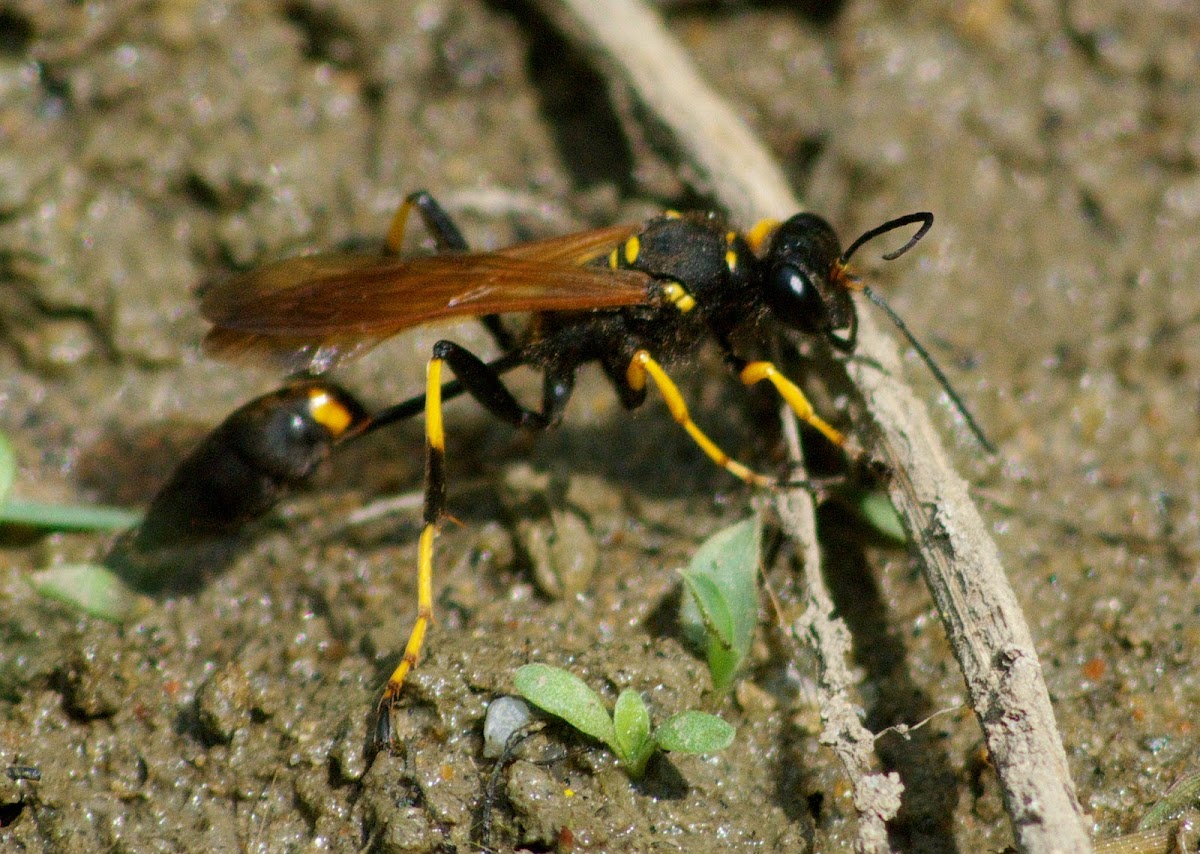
[431, 340, 566, 431]
[401, 190, 469, 252]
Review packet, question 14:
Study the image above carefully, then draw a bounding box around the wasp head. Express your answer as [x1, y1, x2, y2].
[761, 212, 858, 352]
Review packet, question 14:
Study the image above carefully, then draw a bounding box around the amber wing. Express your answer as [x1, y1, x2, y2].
[201, 223, 651, 371]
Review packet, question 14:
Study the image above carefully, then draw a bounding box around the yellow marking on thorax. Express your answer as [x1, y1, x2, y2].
[745, 218, 781, 254]
[623, 235, 641, 266]
[724, 232, 740, 271]
[662, 282, 696, 313]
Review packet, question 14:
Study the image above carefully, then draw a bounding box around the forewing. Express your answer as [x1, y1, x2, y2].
[496, 222, 643, 265]
[201, 251, 652, 370]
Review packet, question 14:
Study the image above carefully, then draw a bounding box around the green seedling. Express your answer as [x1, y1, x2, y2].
[0, 430, 12, 502]
[0, 432, 142, 531]
[1, 430, 146, 621]
[26, 563, 150, 623]
[678, 515, 761, 694]
[514, 663, 734, 779]
[0, 500, 142, 531]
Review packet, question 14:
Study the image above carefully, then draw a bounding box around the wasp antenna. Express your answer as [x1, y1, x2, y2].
[843, 212, 934, 263]
[862, 285, 996, 454]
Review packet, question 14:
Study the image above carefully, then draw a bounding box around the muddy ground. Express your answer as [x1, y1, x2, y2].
[1, 0, 1198, 851]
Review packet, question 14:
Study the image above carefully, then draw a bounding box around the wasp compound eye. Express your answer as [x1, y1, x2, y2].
[766, 263, 827, 333]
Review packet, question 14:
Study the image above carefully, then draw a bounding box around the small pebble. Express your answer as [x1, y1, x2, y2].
[482, 695, 533, 759]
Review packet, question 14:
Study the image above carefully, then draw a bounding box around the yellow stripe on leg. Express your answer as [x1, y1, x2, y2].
[385, 196, 419, 255]
[378, 355, 447, 731]
[426, 357, 445, 451]
[380, 524, 437, 708]
[739, 361, 846, 448]
[627, 351, 773, 488]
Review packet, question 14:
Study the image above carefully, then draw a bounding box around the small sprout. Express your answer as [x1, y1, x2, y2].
[612, 688, 655, 778]
[26, 563, 150, 623]
[0, 500, 143, 531]
[1, 430, 146, 619]
[0, 430, 141, 531]
[0, 431, 15, 503]
[514, 664, 615, 745]
[514, 663, 734, 779]
[1097, 770, 1200, 853]
[653, 710, 736, 753]
[679, 515, 761, 694]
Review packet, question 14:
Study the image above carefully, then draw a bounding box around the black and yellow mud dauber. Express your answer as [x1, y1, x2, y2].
[128, 191, 991, 744]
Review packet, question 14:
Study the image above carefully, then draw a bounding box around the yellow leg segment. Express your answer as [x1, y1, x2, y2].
[378, 357, 445, 723]
[738, 361, 846, 448]
[380, 525, 436, 707]
[627, 350, 773, 488]
[385, 196, 420, 255]
[424, 357, 445, 452]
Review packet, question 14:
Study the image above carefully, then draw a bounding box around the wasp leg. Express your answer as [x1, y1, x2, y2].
[354, 351, 529, 439]
[624, 350, 773, 488]
[737, 361, 850, 451]
[375, 341, 573, 746]
[386, 190, 469, 253]
[386, 190, 513, 350]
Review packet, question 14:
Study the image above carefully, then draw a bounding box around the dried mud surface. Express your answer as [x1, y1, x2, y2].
[1, 1, 1198, 851]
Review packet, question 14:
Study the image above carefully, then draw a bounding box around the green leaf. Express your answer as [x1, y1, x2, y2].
[1137, 770, 1200, 830]
[0, 432, 14, 504]
[850, 489, 907, 544]
[0, 431, 140, 531]
[0, 499, 142, 531]
[679, 516, 761, 693]
[680, 570, 734, 649]
[612, 689, 652, 769]
[653, 711, 735, 754]
[514, 664, 615, 746]
[27, 563, 150, 623]
[706, 639, 744, 697]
